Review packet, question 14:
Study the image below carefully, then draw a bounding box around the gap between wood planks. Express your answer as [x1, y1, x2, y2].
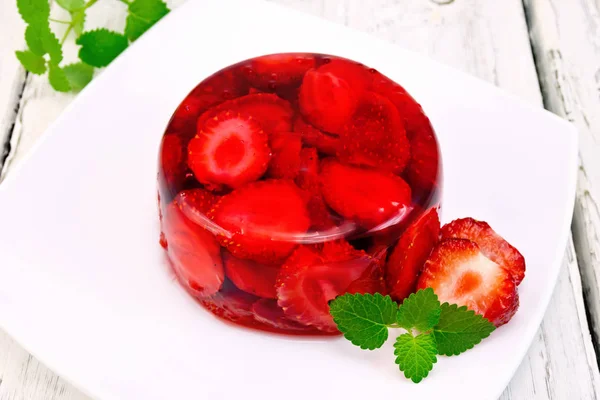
[521, 0, 600, 370]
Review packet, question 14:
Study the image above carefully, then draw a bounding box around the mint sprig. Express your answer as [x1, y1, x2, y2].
[15, 0, 170, 92]
[329, 288, 496, 384]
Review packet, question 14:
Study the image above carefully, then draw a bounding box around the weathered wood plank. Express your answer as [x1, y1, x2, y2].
[0, 0, 27, 176]
[0, 0, 596, 399]
[524, 0, 600, 363]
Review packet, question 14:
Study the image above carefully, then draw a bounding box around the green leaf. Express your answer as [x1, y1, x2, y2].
[394, 333, 438, 383]
[25, 23, 63, 63]
[63, 62, 94, 91]
[25, 24, 45, 56]
[329, 293, 398, 350]
[70, 10, 86, 37]
[125, 0, 170, 41]
[48, 63, 72, 92]
[76, 29, 129, 67]
[433, 303, 496, 356]
[17, 0, 50, 24]
[396, 288, 441, 331]
[15, 50, 46, 74]
[55, 0, 85, 11]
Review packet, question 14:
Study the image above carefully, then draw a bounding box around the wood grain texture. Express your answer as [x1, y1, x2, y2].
[0, 0, 597, 399]
[524, 0, 600, 361]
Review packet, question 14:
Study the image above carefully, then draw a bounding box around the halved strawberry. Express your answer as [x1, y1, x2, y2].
[162, 201, 224, 297]
[200, 279, 259, 324]
[298, 59, 370, 133]
[252, 299, 325, 334]
[210, 180, 310, 264]
[197, 93, 294, 135]
[159, 133, 187, 201]
[175, 188, 221, 229]
[188, 110, 270, 189]
[276, 240, 381, 332]
[440, 218, 526, 285]
[386, 208, 441, 302]
[223, 251, 279, 299]
[266, 132, 302, 179]
[338, 91, 411, 173]
[243, 53, 316, 90]
[417, 239, 519, 327]
[169, 69, 249, 134]
[320, 159, 412, 228]
[293, 116, 341, 156]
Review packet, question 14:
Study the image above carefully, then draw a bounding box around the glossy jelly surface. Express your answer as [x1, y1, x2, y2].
[157, 53, 442, 335]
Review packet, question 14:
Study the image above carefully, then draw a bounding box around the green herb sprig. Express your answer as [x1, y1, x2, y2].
[15, 0, 170, 92]
[329, 288, 496, 383]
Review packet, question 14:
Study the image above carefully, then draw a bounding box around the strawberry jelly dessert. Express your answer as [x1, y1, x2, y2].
[157, 53, 442, 335]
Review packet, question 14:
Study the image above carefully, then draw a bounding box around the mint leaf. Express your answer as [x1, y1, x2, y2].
[329, 293, 397, 350]
[17, 0, 50, 24]
[48, 63, 71, 92]
[394, 333, 437, 383]
[433, 303, 496, 356]
[70, 10, 86, 37]
[16, 50, 46, 74]
[55, 0, 85, 11]
[63, 62, 94, 91]
[76, 29, 129, 67]
[396, 288, 441, 331]
[25, 23, 63, 64]
[125, 0, 170, 41]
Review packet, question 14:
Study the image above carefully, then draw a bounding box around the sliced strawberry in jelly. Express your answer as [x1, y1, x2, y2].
[370, 74, 440, 192]
[243, 53, 316, 90]
[162, 201, 224, 297]
[223, 251, 279, 299]
[386, 208, 441, 302]
[266, 132, 303, 179]
[298, 59, 370, 134]
[197, 93, 293, 135]
[159, 133, 187, 201]
[338, 91, 411, 173]
[276, 240, 381, 332]
[169, 69, 249, 134]
[296, 147, 320, 193]
[188, 110, 271, 189]
[293, 116, 341, 156]
[200, 279, 260, 324]
[252, 299, 324, 333]
[210, 180, 311, 264]
[320, 159, 412, 229]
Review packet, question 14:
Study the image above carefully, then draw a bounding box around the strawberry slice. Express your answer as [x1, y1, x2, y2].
[210, 180, 311, 264]
[223, 251, 279, 299]
[386, 208, 441, 302]
[296, 147, 320, 193]
[187, 110, 271, 189]
[440, 218, 526, 285]
[243, 53, 316, 90]
[197, 93, 294, 135]
[370, 74, 440, 192]
[169, 69, 249, 134]
[417, 239, 519, 327]
[162, 201, 224, 297]
[298, 59, 370, 133]
[276, 240, 381, 332]
[320, 159, 412, 228]
[293, 116, 341, 156]
[200, 279, 260, 324]
[266, 132, 303, 179]
[252, 299, 325, 334]
[338, 91, 411, 173]
[159, 133, 187, 201]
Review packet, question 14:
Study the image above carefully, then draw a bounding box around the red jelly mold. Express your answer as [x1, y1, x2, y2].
[158, 53, 442, 335]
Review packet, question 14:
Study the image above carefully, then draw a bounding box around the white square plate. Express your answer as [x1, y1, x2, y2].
[0, 0, 578, 399]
